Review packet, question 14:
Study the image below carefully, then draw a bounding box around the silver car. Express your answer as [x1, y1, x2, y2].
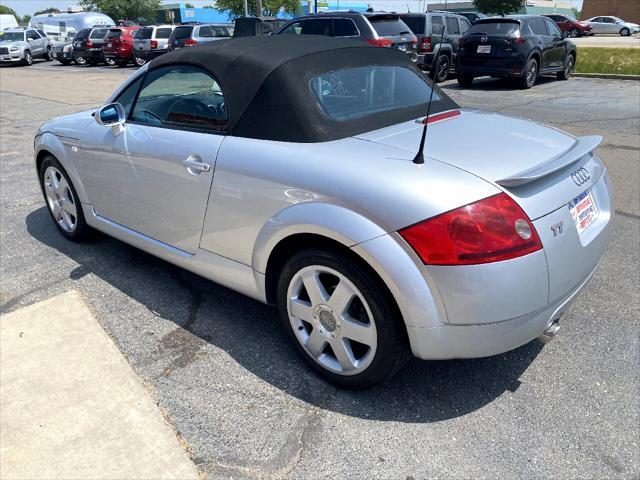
[133, 24, 176, 67]
[0, 27, 52, 65]
[34, 37, 613, 389]
[584, 16, 640, 36]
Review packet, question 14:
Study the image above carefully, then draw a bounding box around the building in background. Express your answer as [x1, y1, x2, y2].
[581, 0, 639, 23]
[427, 0, 575, 17]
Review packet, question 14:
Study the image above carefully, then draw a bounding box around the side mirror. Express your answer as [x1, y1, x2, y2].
[95, 102, 126, 135]
[27, 38, 34, 43]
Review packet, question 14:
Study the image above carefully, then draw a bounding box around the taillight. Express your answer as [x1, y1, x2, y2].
[184, 38, 198, 47]
[150, 40, 158, 49]
[399, 193, 542, 265]
[511, 36, 526, 45]
[367, 38, 392, 47]
[420, 36, 432, 53]
[86, 40, 93, 48]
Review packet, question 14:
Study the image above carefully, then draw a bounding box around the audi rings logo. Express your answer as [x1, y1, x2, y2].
[481, 35, 488, 42]
[571, 167, 591, 186]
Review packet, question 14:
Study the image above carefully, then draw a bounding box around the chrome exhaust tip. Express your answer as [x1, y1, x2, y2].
[538, 319, 560, 344]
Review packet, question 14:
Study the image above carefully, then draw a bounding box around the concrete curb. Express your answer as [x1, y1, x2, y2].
[573, 72, 640, 80]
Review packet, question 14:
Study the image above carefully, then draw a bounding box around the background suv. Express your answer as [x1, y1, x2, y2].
[133, 25, 175, 66]
[276, 11, 418, 63]
[168, 23, 233, 51]
[543, 14, 592, 37]
[456, 16, 577, 89]
[72, 27, 110, 65]
[102, 25, 141, 67]
[399, 12, 470, 82]
[0, 27, 51, 66]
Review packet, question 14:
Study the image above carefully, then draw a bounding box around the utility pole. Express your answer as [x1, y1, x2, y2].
[256, 0, 263, 16]
[243, 0, 248, 16]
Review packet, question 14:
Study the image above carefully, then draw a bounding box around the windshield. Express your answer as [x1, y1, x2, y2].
[467, 21, 520, 35]
[368, 16, 413, 36]
[90, 28, 108, 39]
[1, 32, 25, 42]
[136, 27, 153, 39]
[174, 26, 193, 39]
[106, 29, 122, 39]
[310, 65, 438, 121]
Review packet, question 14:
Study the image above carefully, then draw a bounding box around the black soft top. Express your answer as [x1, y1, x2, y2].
[148, 35, 457, 142]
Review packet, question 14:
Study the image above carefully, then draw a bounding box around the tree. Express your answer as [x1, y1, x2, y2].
[0, 5, 18, 18]
[216, 0, 300, 18]
[33, 7, 61, 16]
[79, 0, 160, 21]
[22, 15, 32, 24]
[472, 0, 522, 16]
[184, 2, 195, 7]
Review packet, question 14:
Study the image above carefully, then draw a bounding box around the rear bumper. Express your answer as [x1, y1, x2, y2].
[73, 49, 102, 60]
[457, 52, 526, 77]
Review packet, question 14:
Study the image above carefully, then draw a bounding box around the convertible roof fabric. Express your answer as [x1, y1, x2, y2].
[149, 35, 458, 142]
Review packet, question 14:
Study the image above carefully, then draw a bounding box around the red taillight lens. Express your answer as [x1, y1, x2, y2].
[367, 38, 392, 47]
[399, 193, 542, 265]
[150, 40, 158, 49]
[86, 40, 93, 48]
[511, 36, 526, 45]
[420, 36, 432, 53]
[184, 38, 198, 47]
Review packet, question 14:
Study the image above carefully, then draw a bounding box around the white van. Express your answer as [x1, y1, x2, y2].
[0, 14, 19, 30]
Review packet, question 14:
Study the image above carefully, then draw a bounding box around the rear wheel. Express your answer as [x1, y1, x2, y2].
[45, 46, 53, 61]
[104, 57, 116, 66]
[23, 50, 32, 66]
[134, 55, 146, 67]
[430, 54, 450, 83]
[518, 57, 538, 89]
[277, 248, 410, 389]
[74, 56, 87, 65]
[39, 156, 90, 241]
[456, 73, 474, 87]
[620, 27, 630, 36]
[569, 28, 580, 38]
[557, 53, 575, 80]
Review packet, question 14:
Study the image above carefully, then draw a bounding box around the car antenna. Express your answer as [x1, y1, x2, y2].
[413, 0, 448, 164]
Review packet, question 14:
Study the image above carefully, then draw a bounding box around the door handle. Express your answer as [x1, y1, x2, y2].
[183, 156, 210, 174]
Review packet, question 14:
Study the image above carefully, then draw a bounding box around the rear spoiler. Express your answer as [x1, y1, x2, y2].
[496, 135, 603, 187]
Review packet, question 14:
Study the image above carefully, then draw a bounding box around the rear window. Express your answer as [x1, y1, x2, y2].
[368, 16, 412, 37]
[75, 28, 90, 39]
[310, 65, 438, 121]
[156, 27, 173, 39]
[173, 26, 193, 38]
[90, 28, 108, 39]
[466, 21, 520, 35]
[431, 16, 444, 35]
[137, 27, 153, 39]
[106, 29, 122, 39]
[400, 16, 425, 35]
[333, 18, 359, 37]
[198, 25, 231, 37]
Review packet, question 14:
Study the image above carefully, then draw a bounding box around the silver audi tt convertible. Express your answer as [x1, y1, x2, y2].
[35, 36, 613, 388]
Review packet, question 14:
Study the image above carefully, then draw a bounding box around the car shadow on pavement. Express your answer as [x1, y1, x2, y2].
[27, 206, 543, 423]
[442, 75, 558, 92]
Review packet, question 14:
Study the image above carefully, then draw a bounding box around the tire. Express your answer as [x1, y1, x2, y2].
[430, 54, 450, 83]
[557, 53, 575, 80]
[134, 55, 146, 67]
[45, 46, 53, 61]
[569, 28, 579, 38]
[74, 56, 87, 65]
[22, 50, 32, 66]
[104, 57, 116, 66]
[39, 156, 91, 241]
[518, 57, 538, 89]
[58, 59, 72, 66]
[620, 27, 630, 37]
[456, 73, 474, 87]
[276, 248, 411, 389]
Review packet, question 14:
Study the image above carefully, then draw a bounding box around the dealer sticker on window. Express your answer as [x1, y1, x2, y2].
[569, 189, 599, 235]
[477, 45, 491, 53]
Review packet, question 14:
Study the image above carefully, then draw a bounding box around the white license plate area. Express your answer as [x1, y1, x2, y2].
[477, 45, 491, 53]
[569, 189, 599, 235]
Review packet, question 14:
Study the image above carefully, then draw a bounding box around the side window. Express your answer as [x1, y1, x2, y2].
[27, 30, 39, 40]
[333, 19, 358, 37]
[37, 29, 47, 37]
[459, 18, 470, 34]
[301, 18, 333, 36]
[198, 26, 213, 37]
[156, 28, 173, 39]
[445, 17, 460, 35]
[279, 20, 303, 35]
[115, 76, 144, 118]
[431, 16, 444, 35]
[132, 66, 226, 133]
[529, 18, 548, 36]
[545, 19, 562, 37]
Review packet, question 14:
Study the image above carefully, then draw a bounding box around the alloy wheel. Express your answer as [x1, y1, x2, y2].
[566, 55, 575, 77]
[104, 57, 116, 66]
[526, 60, 537, 87]
[24, 51, 32, 66]
[75, 56, 87, 65]
[287, 265, 377, 375]
[134, 56, 146, 67]
[436, 56, 449, 83]
[570, 28, 579, 38]
[43, 166, 77, 233]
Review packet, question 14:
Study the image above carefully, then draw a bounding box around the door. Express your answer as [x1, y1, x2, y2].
[543, 18, 566, 68]
[527, 17, 554, 70]
[78, 65, 227, 253]
[444, 15, 461, 51]
[589, 17, 604, 34]
[26, 29, 43, 55]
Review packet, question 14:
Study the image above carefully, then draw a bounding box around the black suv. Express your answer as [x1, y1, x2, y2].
[72, 26, 111, 65]
[276, 11, 418, 63]
[456, 15, 577, 89]
[399, 12, 471, 82]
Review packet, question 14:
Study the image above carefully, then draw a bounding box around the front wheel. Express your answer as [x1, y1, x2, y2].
[456, 73, 474, 87]
[557, 53, 575, 80]
[518, 57, 538, 89]
[39, 156, 91, 241]
[430, 54, 450, 83]
[104, 57, 116, 66]
[74, 56, 87, 65]
[22, 50, 32, 66]
[277, 248, 410, 389]
[46, 46, 53, 61]
[569, 28, 580, 38]
[620, 27, 630, 37]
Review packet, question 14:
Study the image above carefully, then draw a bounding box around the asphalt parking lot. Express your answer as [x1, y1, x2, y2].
[1, 62, 639, 479]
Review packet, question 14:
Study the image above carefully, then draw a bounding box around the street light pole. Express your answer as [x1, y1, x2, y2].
[243, 0, 248, 16]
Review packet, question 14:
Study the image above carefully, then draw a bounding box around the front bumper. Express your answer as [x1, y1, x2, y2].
[0, 54, 24, 63]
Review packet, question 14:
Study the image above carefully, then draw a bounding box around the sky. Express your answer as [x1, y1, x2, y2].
[1, 0, 585, 17]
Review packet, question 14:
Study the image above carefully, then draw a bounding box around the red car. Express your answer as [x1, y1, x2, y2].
[543, 14, 593, 37]
[102, 26, 140, 66]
